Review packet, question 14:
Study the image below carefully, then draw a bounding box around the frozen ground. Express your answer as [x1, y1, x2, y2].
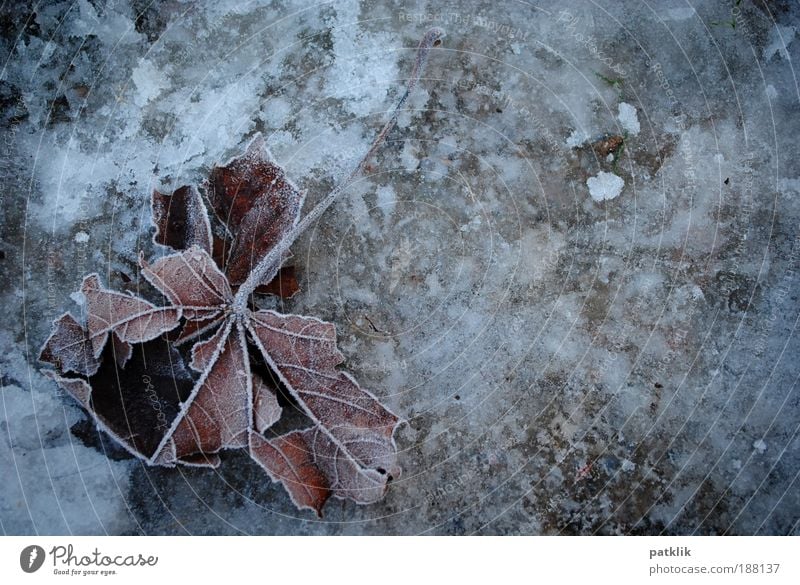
[1, 0, 799, 535]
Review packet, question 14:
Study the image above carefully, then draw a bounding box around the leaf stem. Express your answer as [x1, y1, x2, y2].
[233, 27, 445, 313]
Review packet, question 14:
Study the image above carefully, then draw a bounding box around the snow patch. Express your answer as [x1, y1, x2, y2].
[587, 171, 624, 202]
[131, 59, 167, 106]
[617, 102, 640, 135]
[324, 5, 398, 118]
[566, 128, 589, 149]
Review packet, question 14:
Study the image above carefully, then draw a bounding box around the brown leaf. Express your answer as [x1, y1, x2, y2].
[40, 26, 444, 514]
[249, 429, 330, 516]
[44, 371, 91, 408]
[141, 246, 231, 321]
[254, 265, 300, 299]
[152, 185, 213, 253]
[153, 323, 251, 465]
[39, 313, 100, 377]
[247, 310, 401, 496]
[207, 136, 305, 286]
[301, 425, 396, 504]
[50, 337, 195, 460]
[171, 314, 226, 346]
[111, 332, 133, 369]
[253, 375, 281, 434]
[82, 274, 181, 358]
[250, 425, 394, 508]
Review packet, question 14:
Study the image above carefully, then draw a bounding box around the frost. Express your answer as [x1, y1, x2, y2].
[617, 102, 640, 135]
[401, 142, 419, 171]
[324, 4, 398, 117]
[131, 59, 168, 107]
[376, 185, 396, 225]
[587, 171, 624, 202]
[39, 28, 446, 517]
[566, 128, 589, 148]
[763, 25, 796, 63]
[753, 439, 767, 454]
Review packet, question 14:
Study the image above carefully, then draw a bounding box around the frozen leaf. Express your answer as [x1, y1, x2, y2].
[253, 375, 281, 434]
[152, 185, 213, 253]
[254, 265, 300, 299]
[302, 425, 397, 504]
[171, 314, 226, 346]
[111, 332, 133, 369]
[56, 338, 195, 460]
[249, 429, 330, 516]
[141, 246, 231, 321]
[247, 310, 401, 494]
[207, 136, 305, 286]
[154, 323, 251, 465]
[40, 28, 445, 515]
[82, 274, 181, 357]
[44, 372, 91, 408]
[39, 313, 100, 376]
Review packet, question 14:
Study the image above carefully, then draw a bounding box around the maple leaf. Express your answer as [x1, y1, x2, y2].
[39, 28, 445, 517]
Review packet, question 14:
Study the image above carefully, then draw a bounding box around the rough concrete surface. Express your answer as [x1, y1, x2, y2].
[1, 0, 799, 535]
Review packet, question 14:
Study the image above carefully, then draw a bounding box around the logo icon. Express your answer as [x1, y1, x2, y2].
[20, 545, 45, 573]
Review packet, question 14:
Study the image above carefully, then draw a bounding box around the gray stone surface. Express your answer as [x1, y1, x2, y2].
[1, 0, 799, 535]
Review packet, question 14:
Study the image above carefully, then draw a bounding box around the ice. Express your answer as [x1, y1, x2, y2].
[763, 24, 796, 62]
[587, 171, 624, 202]
[617, 102, 640, 135]
[2, 0, 798, 536]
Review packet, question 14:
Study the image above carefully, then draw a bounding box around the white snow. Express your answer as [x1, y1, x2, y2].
[587, 171, 624, 202]
[74, 231, 90, 243]
[131, 58, 167, 106]
[617, 102, 640, 135]
[376, 185, 396, 225]
[323, 4, 398, 118]
[0, 333, 133, 533]
[566, 128, 589, 148]
[400, 142, 419, 171]
[753, 439, 767, 454]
